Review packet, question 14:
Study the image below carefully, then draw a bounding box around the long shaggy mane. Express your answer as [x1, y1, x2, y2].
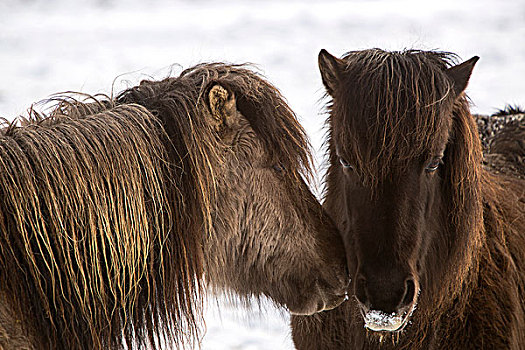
[0, 102, 202, 349]
[330, 50, 459, 185]
[117, 63, 313, 182]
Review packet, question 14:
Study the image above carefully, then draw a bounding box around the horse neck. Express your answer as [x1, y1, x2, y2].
[422, 171, 525, 341]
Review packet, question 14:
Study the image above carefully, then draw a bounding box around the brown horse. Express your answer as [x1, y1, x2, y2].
[0, 63, 348, 350]
[477, 108, 524, 178]
[291, 49, 525, 349]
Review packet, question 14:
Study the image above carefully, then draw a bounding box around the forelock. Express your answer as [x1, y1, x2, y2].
[331, 49, 459, 185]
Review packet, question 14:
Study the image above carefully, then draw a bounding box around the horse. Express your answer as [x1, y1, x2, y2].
[291, 49, 525, 349]
[476, 107, 524, 178]
[0, 63, 349, 350]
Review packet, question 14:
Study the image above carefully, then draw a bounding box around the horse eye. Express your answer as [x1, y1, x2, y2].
[425, 157, 443, 173]
[339, 157, 353, 170]
[273, 163, 286, 173]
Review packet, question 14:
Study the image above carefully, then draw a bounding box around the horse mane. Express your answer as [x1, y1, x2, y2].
[0, 101, 202, 349]
[493, 104, 524, 116]
[329, 49, 459, 188]
[430, 97, 484, 314]
[116, 63, 313, 182]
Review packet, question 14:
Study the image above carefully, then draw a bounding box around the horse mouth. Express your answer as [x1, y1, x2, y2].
[288, 281, 349, 315]
[322, 292, 349, 312]
[361, 302, 417, 332]
[363, 310, 409, 332]
[289, 292, 348, 316]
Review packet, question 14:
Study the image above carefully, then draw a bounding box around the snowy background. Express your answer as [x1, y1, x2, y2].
[0, 0, 524, 348]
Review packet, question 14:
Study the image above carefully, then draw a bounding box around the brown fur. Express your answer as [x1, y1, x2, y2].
[476, 112, 525, 178]
[291, 49, 525, 349]
[0, 63, 348, 349]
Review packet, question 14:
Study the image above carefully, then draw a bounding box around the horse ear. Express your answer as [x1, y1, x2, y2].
[208, 84, 239, 131]
[318, 49, 345, 96]
[446, 56, 479, 96]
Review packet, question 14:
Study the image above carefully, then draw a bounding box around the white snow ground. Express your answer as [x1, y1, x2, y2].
[0, 0, 523, 348]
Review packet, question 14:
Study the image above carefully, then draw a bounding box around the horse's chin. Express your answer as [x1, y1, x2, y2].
[362, 302, 416, 333]
[363, 310, 409, 332]
[289, 293, 348, 316]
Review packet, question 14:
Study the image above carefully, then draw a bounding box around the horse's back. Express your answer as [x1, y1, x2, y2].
[478, 112, 525, 178]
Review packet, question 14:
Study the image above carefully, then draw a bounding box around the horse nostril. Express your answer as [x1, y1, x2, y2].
[401, 277, 416, 309]
[354, 275, 368, 306]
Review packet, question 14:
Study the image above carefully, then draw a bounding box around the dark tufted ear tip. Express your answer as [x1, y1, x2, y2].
[319, 49, 330, 58]
[446, 56, 480, 96]
[318, 49, 345, 97]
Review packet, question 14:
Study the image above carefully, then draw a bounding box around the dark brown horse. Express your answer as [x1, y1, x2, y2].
[0, 63, 348, 349]
[291, 49, 525, 349]
[477, 108, 524, 178]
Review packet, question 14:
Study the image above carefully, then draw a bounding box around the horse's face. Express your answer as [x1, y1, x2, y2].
[318, 50, 479, 332]
[332, 150, 447, 332]
[204, 85, 348, 315]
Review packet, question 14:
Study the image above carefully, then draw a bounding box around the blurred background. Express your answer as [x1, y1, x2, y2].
[0, 0, 523, 348]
